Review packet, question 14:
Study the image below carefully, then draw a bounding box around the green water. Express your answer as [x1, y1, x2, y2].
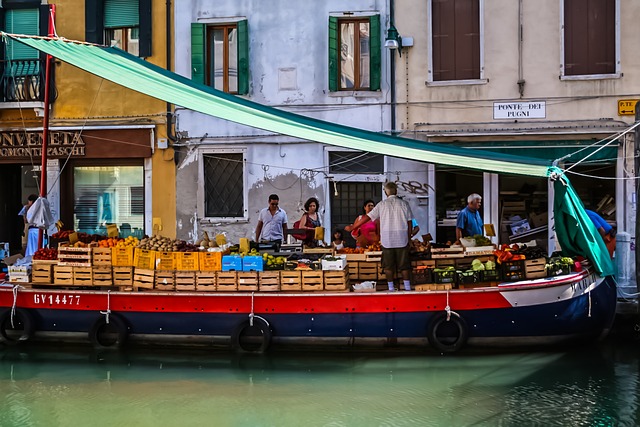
[1, 341, 638, 427]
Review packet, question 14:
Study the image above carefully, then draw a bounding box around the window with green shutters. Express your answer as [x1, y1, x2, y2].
[328, 15, 380, 91]
[104, 0, 140, 55]
[4, 9, 40, 76]
[191, 20, 249, 95]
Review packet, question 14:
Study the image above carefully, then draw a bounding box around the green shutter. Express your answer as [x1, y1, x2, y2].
[5, 9, 39, 60]
[104, 0, 139, 28]
[237, 19, 249, 95]
[328, 16, 338, 92]
[369, 15, 381, 91]
[329, 16, 338, 92]
[191, 23, 205, 85]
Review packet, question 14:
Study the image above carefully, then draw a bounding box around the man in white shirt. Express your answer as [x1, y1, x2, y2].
[346, 182, 413, 291]
[255, 194, 288, 246]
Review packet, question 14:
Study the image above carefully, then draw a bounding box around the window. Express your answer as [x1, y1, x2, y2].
[563, 0, 617, 77]
[429, 0, 481, 82]
[73, 166, 145, 238]
[328, 15, 380, 91]
[328, 151, 384, 174]
[191, 21, 249, 95]
[85, 0, 152, 57]
[202, 152, 245, 218]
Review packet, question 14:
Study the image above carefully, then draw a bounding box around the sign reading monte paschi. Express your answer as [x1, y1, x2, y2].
[0, 131, 85, 159]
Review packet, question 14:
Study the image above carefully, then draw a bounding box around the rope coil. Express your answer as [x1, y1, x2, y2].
[11, 284, 25, 329]
[99, 290, 111, 324]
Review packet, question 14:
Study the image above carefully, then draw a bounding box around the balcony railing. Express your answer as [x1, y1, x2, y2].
[0, 58, 56, 103]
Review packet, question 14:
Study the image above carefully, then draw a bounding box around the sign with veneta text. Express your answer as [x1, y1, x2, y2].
[493, 101, 546, 119]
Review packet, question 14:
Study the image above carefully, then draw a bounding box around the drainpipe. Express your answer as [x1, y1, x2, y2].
[389, 0, 396, 133]
[166, 0, 177, 144]
[635, 102, 640, 294]
[517, 0, 525, 98]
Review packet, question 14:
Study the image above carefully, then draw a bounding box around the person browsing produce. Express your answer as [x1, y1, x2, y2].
[297, 197, 322, 247]
[585, 209, 616, 258]
[350, 199, 379, 247]
[456, 193, 484, 242]
[346, 182, 413, 291]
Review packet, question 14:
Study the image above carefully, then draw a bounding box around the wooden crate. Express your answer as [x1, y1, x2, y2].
[280, 271, 302, 291]
[348, 263, 359, 281]
[73, 266, 93, 286]
[216, 271, 238, 291]
[92, 248, 112, 267]
[155, 252, 176, 270]
[176, 252, 200, 271]
[364, 251, 382, 262]
[113, 266, 133, 287]
[92, 266, 113, 286]
[155, 270, 175, 291]
[32, 260, 56, 284]
[111, 247, 134, 267]
[411, 260, 436, 269]
[53, 265, 74, 285]
[175, 271, 196, 291]
[415, 283, 454, 291]
[133, 268, 155, 291]
[196, 271, 217, 292]
[302, 270, 323, 291]
[57, 244, 92, 267]
[259, 271, 280, 292]
[324, 270, 350, 291]
[237, 271, 259, 292]
[199, 251, 222, 271]
[525, 258, 547, 279]
[358, 262, 379, 281]
[134, 248, 156, 270]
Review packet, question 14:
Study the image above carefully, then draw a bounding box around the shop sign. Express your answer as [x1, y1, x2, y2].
[0, 131, 85, 159]
[493, 102, 546, 119]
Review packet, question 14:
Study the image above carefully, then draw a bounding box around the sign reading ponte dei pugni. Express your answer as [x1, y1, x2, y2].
[493, 101, 546, 119]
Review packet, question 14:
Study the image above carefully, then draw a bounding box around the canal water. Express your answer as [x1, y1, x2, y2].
[1, 338, 639, 427]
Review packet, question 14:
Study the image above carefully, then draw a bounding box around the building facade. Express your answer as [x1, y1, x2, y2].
[0, 0, 176, 254]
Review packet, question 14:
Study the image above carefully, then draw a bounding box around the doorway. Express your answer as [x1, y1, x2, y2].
[0, 165, 27, 255]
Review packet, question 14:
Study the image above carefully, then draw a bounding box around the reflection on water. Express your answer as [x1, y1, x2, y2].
[1, 340, 639, 427]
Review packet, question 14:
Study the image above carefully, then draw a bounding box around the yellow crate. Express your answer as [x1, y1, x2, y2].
[324, 270, 350, 291]
[176, 252, 200, 271]
[92, 266, 113, 286]
[155, 252, 176, 270]
[113, 266, 133, 286]
[133, 268, 155, 291]
[302, 271, 323, 291]
[92, 248, 112, 267]
[217, 271, 238, 291]
[199, 251, 222, 271]
[175, 271, 196, 291]
[155, 270, 175, 291]
[196, 271, 217, 291]
[112, 247, 134, 267]
[280, 271, 301, 291]
[237, 272, 259, 292]
[259, 271, 280, 292]
[134, 248, 156, 270]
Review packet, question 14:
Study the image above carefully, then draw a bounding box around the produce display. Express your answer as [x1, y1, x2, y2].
[33, 247, 58, 260]
[138, 235, 198, 252]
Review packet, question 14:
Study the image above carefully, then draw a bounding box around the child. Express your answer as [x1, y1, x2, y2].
[332, 229, 345, 250]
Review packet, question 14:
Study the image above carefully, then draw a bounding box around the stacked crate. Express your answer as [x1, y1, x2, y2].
[92, 248, 113, 286]
[31, 260, 56, 284]
[175, 252, 199, 291]
[112, 246, 134, 288]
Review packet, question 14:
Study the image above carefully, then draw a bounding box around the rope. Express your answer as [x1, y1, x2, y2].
[249, 292, 255, 326]
[588, 289, 592, 318]
[444, 289, 459, 321]
[11, 285, 24, 329]
[99, 290, 111, 324]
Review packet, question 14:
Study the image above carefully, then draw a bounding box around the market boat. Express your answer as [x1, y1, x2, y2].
[0, 34, 619, 353]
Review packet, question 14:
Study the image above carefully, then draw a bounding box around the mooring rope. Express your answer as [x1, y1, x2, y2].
[444, 289, 458, 321]
[249, 292, 255, 326]
[99, 290, 111, 324]
[11, 284, 24, 329]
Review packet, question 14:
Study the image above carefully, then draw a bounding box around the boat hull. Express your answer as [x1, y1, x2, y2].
[0, 270, 617, 352]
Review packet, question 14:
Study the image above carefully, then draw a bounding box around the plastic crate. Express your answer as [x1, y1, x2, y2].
[222, 255, 243, 271]
[412, 267, 433, 285]
[547, 264, 571, 277]
[502, 270, 526, 282]
[501, 260, 525, 272]
[456, 270, 480, 284]
[242, 255, 264, 272]
[480, 269, 501, 282]
[434, 269, 456, 284]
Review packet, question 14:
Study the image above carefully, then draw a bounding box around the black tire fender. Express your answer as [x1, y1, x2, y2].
[89, 313, 129, 350]
[428, 311, 468, 353]
[0, 308, 35, 344]
[231, 316, 272, 354]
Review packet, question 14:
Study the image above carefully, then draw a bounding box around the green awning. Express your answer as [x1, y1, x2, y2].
[1, 33, 551, 177]
[460, 140, 618, 164]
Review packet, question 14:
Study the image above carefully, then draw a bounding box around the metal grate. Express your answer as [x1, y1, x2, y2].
[328, 151, 383, 174]
[330, 182, 382, 247]
[204, 153, 244, 217]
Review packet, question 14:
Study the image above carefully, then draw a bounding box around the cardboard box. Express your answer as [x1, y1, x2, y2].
[510, 219, 531, 236]
[321, 255, 347, 271]
[529, 212, 548, 228]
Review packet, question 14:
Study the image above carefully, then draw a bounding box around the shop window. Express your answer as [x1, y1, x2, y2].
[428, 0, 481, 82]
[563, 0, 617, 77]
[328, 15, 380, 91]
[435, 168, 482, 244]
[73, 166, 144, 238]
[85, 0, 152, 57]
[203, 152, 245, 218]
[191, 21, 249, 95]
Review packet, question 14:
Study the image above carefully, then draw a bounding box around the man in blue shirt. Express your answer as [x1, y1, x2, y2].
[255, 194, 288, 245]
[585, 209, 615, 257]
[456, 193, 483, 242]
